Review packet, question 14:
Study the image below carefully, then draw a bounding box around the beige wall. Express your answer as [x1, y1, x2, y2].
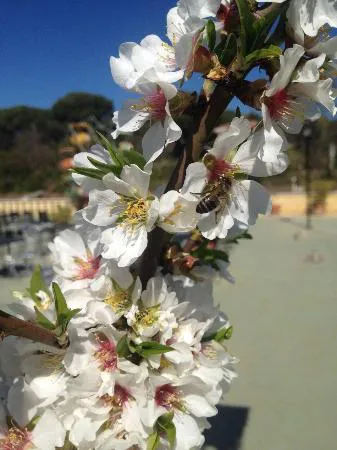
[0, 197, 75, 220]
[271, 192, 337, 216]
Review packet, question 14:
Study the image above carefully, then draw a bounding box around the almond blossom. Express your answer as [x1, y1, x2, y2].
[80, 164, 159, 267]
[49, 228, 103, 291]
[112, 79, 182, 163]
[260, 44, 337, 161]
[0, 405, 65, 450]
[182, 117, 287, 239]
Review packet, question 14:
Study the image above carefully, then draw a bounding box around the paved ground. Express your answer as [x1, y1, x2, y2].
[207, 217, 337, 450]
[1, 217, 337, 450]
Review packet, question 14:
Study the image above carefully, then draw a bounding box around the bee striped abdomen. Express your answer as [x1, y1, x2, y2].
[196, 195, 220, 214]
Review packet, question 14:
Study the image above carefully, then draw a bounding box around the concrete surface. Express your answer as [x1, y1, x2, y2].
[208, 217, 337, 450]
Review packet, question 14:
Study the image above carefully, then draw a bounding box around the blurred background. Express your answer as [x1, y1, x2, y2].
[0, 1, 336, 449]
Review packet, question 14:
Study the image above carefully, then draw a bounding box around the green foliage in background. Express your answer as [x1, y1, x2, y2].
[0, 92, 113, 193]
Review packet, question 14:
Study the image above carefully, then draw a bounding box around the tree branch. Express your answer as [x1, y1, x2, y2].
[137, 85, 234, 286]
[256, 3, 282, 18]
[0, 310, 60, 348]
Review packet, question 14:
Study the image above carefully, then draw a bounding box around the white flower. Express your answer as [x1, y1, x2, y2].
[167, 1, 228, 75]
[60, 373, 147, 448]
[176, 0, 222, 20]
[261, 44, 337, 160]
[20, 346, 68, 403]
[192, 339, 238, 391]
[0, 404, 66, 450]
[286, 0, 337, 44]
[49, 228, 104, 291]
[94, 426, 146, 450]
[182, 118, 286, 239]
[126, 277, 181, 342]
[85, 273, 142, 326]
[167, 7, 207, 73]
[64, 326, 146, 396]
[142, 375, 218, 448]
[258, 1, 337, 42]
[110, 37, 183, 90]
[112, 80, 182, 163]
[158, 190, 199, 233]
[81, 164, 159, 267]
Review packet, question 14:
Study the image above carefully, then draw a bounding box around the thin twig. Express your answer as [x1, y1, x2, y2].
[0, 310, 60, 348]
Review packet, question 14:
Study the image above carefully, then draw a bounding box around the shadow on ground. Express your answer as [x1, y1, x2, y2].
[204, 406, 250, 449]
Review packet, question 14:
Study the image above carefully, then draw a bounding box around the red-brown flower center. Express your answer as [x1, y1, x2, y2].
[0, 427, 32, 450]
[101, 383, 130, 409]
[74, 253, 101, 280]
[265, 89, 291, 120]
[217, 2, 239, 31]
[155, 384, 184, 411]
[207, 158, 234, 182]
[144, 90, 167, 121]
[94, 333, 118, 371]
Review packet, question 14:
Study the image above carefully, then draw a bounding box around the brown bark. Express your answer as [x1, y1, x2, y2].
[0, 310, 59, 348]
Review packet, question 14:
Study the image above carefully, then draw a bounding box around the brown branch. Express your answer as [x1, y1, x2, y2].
[0, 310, 60, 348]
[137, 84, 235, 286]
[256, 3, 282, 18]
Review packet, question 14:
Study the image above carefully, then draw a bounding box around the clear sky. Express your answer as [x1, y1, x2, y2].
[0, 0, 183, 110]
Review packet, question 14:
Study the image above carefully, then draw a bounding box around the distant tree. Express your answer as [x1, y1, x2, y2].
[52, 92, 113, 123]
[0, 106, 65, 151]
[0, 128, 59, 192]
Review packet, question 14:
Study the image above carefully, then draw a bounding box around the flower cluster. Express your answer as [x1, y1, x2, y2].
[1, 0, 337, 449]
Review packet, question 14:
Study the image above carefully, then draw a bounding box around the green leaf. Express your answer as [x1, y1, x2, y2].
[202, 326, 233, 343]
[34, 307, 55, 331]
[244, 45, 282, 69]
[27, 265, 51, 304]
[96, 131, 125, 168]
[26, 414, 41, 431]
[211, 249, 230, 263]
[87, 156, 120, 176]
[234, 0, 255, 56]
[53, 283, 68, 318]
[215, 33, 237, 66]
[252, 4, 286, 50]
[241, 231, 253, 240]
[116, 335, 131, 358]
[122, 149, 146, 169]
[136, 342, 173, 357]
[155, 413, 176, 449]
[71, 167, 105, 180]
[206, 20, 216, 52]
[147, 431, 160, 450]
[52, 283, 80, 335]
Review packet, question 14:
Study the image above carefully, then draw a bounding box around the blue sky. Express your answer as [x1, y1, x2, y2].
[1, 0, 203, 110]
[0, 0, 180, 110]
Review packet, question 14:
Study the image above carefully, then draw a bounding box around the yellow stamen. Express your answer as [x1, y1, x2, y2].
[134, 305, 160, 330]
[163, 202, 183, 225]
[119, 198, 149, 228]
[104, 288, 130, 313]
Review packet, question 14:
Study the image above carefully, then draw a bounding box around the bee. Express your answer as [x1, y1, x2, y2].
[196, 175, 233, 214]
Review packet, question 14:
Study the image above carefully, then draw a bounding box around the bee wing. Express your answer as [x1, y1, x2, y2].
[229, 180, 271, 225]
